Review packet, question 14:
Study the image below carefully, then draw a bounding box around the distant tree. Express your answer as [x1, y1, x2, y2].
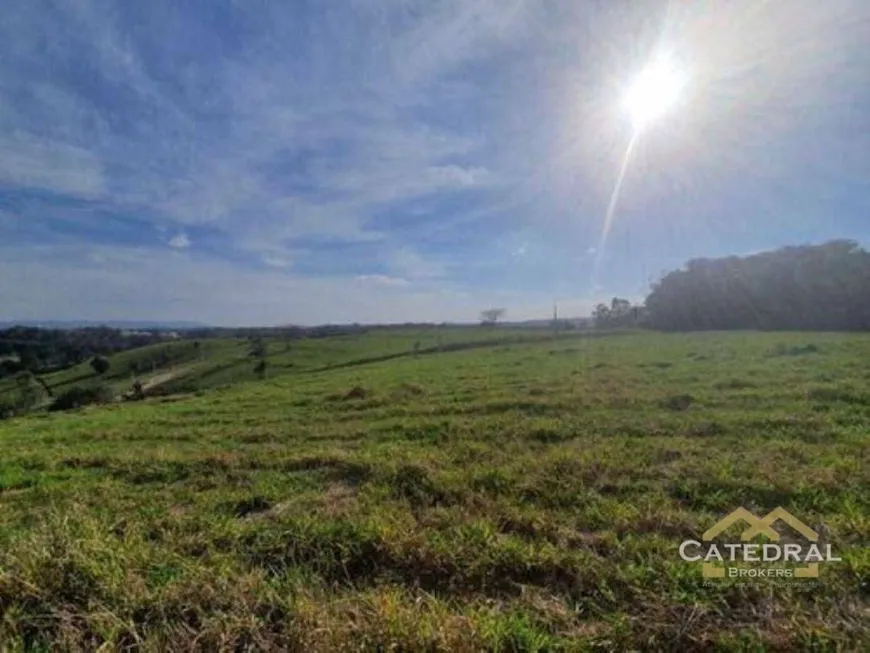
[249, 337, 267, 359]
[609, 297, 637, 327]
[90, 356, 111, 376]
[14, 372, 42, 411]
[0, 325, 173, 374]
[0, 398, 15, 420]
[0, 359, 24, 378]
[594, 298, 642, 328]
[49, 385, 113, 412]
[593, 303, 611, 327]
[13, 371, 42, 413]
[480, 308, 506, 326]
[610, 297, 631, 318]
[18, 348, 39, 372]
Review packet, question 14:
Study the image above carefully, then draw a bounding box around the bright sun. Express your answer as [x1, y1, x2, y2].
[623, 57, 685, 130]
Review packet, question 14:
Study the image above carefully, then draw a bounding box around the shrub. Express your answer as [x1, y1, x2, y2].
[0, 398, 15, 420]
[90, 356, 111, 375]
[344, 386, 369, 400]
[661, 394, 694, 411]
[125, 379, 145, 401]
[0, 359, 24, 377]
[49, 385, 113, 412]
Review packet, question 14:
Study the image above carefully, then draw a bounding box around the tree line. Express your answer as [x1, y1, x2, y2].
[0, 327, 173, 377]
[644, 240, 870, 331]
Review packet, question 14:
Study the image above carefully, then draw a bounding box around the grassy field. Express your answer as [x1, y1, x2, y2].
[0, 329, 868, 651]
[0, 326, 562, 407]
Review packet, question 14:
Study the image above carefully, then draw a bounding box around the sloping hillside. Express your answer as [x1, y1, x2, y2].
[1, 327, 576, 411]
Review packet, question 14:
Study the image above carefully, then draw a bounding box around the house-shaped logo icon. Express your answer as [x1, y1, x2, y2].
[700, 507, 820, 578]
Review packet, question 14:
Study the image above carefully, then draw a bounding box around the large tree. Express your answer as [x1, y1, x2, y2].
[644, 240, 870, 331]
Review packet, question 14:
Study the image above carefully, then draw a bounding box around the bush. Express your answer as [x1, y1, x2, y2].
[0, 359, 24, 378]
[344, 386, 369, 400]
[0, 398, 16, 420]
[90, 356, 111, 375]
[49, 385, 113, 412]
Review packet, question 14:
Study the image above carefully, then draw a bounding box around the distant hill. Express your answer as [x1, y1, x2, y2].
[0, 320, 208, 331]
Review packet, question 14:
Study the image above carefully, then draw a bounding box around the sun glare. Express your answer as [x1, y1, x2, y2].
[623, 57, 685, 130]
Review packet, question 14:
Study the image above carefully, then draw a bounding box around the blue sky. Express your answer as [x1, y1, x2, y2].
[1, 0, 868, 326]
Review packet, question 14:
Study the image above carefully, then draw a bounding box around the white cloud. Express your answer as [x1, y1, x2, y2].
[168, 234, 190, 249]
[263, 254, 291, 268]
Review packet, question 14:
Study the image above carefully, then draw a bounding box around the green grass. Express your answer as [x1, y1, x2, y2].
[1, 326, 568, 408]
[0, 330, 868, 651]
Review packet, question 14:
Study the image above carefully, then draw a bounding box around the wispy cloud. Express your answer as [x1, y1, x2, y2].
[0, 133, 105, 197]
[168, 234, 190, 249]
[262, 254, 291, 269]
[355, 274, 410, 288]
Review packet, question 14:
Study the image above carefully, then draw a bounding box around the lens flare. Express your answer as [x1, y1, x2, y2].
[591, 130, 639, 291]
[592, 56, 686, 294]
